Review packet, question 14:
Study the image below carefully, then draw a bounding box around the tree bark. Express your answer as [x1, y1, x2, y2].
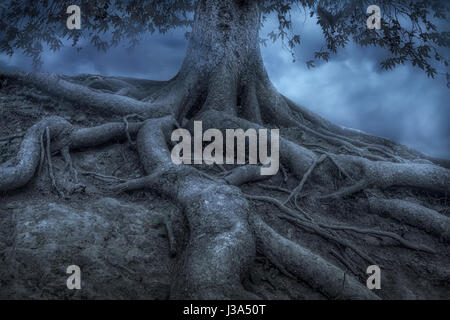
[174, 0, 267, 120]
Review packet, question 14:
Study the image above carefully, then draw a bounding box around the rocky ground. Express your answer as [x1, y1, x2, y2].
[0, 75, 449, 299]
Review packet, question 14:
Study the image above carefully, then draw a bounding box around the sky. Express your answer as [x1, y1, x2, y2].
[0, 9, 449, 159]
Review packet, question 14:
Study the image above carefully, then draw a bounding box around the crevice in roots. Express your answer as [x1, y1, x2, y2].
[44, 127, 64, 198]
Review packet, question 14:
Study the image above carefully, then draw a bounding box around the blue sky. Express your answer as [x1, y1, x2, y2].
[1, 10, 449, 158]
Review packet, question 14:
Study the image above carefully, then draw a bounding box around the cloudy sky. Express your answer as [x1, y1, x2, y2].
[1, 9, 449, 159]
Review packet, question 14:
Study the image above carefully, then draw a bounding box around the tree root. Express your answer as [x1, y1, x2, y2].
[319, 222, 435, 253]
[200, 111, 450, 194]
[79, 170, 127, 182]
[123, 114, 145, 147]
[319, 179, 369, 200]
[320, 155, 450, 198]
[284, 154, 326, 205]
[120, 116, 257, 299]
[312, 150, 354, 181]
[0, 118, 145, 192]
[70, 122, 144, 150]
[45, 127, 64, 198]
[368, 198, 450, 242]
[163, 212, 178, 258]
[223, 165, 270, 186]
[61, 147, 80, 185]
[250, 214, 379, 300]
[257, 87, 400, 162]
[257, 183, 291, 194]
[0, 133, 25, 142]
[1, 72, 171, 118]
[245, 194, 376, 264]
[246, 191, 433, 259]
[0, 116, 73, 192]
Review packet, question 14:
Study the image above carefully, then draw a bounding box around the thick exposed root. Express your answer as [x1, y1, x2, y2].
[368, 198, 450, 242]
[0, 116, 73, 191]
[222, 165, 270, 186]
[70, 122, 143, 149]
[61, 147, 79, 184]
[1, 72, 171, 117]
[199, 110, 450, 195]
[69, 74, 169, 100]
[197, 110, 316, 176]
[113, 115, 389, 299]
[0, 117, 144, 192]
[284, 154, 327, 204]
[0, 133, 25, 142]
[319, 179, 369, 200]
[256, 84, 397, 162]
[163, 211, 178, 258]
[45, 127, 65, 198]
[245, 194, 375, 263]
[115, 116, 257, 299]
[250, 214, 379, 300]
[329, 155, 450, 195]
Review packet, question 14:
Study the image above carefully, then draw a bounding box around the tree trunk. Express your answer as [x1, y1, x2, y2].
[175, 0, 267, 121]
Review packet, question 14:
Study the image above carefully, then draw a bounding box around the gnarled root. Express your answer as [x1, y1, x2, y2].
[0, 116, 73, 191]
[1, 72, 173, 117]
[117, 116, 257, 299]
[222, 165, 270, 186]
[368, 198, 450, 242]
[250, 214, 379, 300]
[198, 110, 450, 196]
[321, 155, 450, 198]
[0, 117, 144, 193]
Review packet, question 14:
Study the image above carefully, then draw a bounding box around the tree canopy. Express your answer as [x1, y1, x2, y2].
[0, 0, 448, 81]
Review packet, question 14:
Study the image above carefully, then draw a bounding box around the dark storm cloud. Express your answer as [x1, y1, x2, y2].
[0, 11, 448, 158]
[260, 14, 450, 159]
[0, 29, 188, 80]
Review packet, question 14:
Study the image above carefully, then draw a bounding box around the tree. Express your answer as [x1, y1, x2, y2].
[0, 0, 449, 299]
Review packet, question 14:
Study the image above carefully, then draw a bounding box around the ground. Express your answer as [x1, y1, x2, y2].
[0, 75, 449, 299]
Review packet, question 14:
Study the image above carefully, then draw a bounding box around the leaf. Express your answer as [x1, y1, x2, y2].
[306, 60, 316, 69]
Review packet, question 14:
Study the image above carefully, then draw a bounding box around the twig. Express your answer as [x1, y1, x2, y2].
[313, 150, 354, 181]
[123, 114, 144, 147]
[257, 183, 291, 194]
[38, 130, 45, 175]
[215, 163, 227, 173]
[280, 163, 289, 183]
[318, 179, 368, 200]
[163, 213, 177, 257]
[245, 194, 375, 265]
[284, 154, 326, 205]
[61, 147, 79, 184]
[45, 127, 64, 198]
[0, 133, 24, 142]
[79, 170, 127, 182]
[317, 222, 435, 253]
[330, 249, 357, 276]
